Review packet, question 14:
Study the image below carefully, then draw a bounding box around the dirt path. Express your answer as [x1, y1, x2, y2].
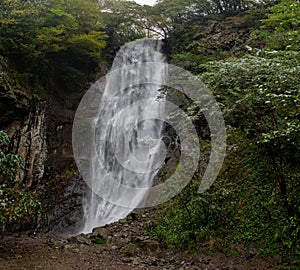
[0, 211, 285, 270]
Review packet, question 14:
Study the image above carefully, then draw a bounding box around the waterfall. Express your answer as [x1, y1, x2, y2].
[77, 38, 166, 234]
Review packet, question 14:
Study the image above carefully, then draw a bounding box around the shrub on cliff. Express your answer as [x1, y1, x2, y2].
[0, 130, 40, 231]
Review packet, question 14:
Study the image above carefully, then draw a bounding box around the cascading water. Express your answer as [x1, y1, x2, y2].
[78, 38, 167, 234]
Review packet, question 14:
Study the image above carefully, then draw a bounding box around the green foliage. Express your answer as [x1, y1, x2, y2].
[152, 50, 300, 261]
[262, 0, 300, 31]
[202, 50, 300, 251]
[154, 8, 299, 258]
[100, 0, 268, 49]
[0, 0, 106, 93]
[101, 0, 147, 39]
[150, 177, 228, 250]
[89, 235, 107, 244]
[251, 0, 300, 50]
[0, 130, 24, 182]
[0, 189, 41, 229]
[166, 7, 268, 63]
[155, 0, 262, 19]
[150, 0, 191, 37]
[100, 0, 147, 61]
[0, 131, 41, 231]
[170, 53, 211, 73]
[121, 243, 140, 255]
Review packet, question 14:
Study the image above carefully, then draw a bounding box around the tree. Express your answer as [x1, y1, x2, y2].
[152, 50, 300, 255]
[0, 0, 106, 92]
[200, 50, 300, 218]
[150, 0, 191, 38]
[100, 0, 147, 59]
[261, 0, 300, 50]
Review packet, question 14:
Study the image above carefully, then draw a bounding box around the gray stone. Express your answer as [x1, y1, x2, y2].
[92, 227, 109, 239]
[69, 234, 91, 245]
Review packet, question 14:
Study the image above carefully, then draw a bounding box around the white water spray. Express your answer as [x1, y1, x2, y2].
[78, 38, 167, 233]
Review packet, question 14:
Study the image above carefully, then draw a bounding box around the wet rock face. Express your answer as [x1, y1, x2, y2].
[39, 174, 87, 237]
[0, 56, 94, 234]
[1, 56, 86, 181]
[0, 67, 84, 234]
[12, 100, 47, 188]
[0, 92, 48, 189]
[46, 95, 81, 169]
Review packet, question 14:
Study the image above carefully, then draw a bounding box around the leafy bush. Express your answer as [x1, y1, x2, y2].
[89, 235, 107, 245]
[150, 176, 231, 250]
[0, 130, 24, 181]
[0, 130, 41, 231]
[151, 50, 300, 261]
[203, 50, 300, 255]
[251, 0, 300, 50]
[200, 50, 300, 220]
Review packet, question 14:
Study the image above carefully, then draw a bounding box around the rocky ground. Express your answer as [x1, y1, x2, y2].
[0, 210, 286, 270]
